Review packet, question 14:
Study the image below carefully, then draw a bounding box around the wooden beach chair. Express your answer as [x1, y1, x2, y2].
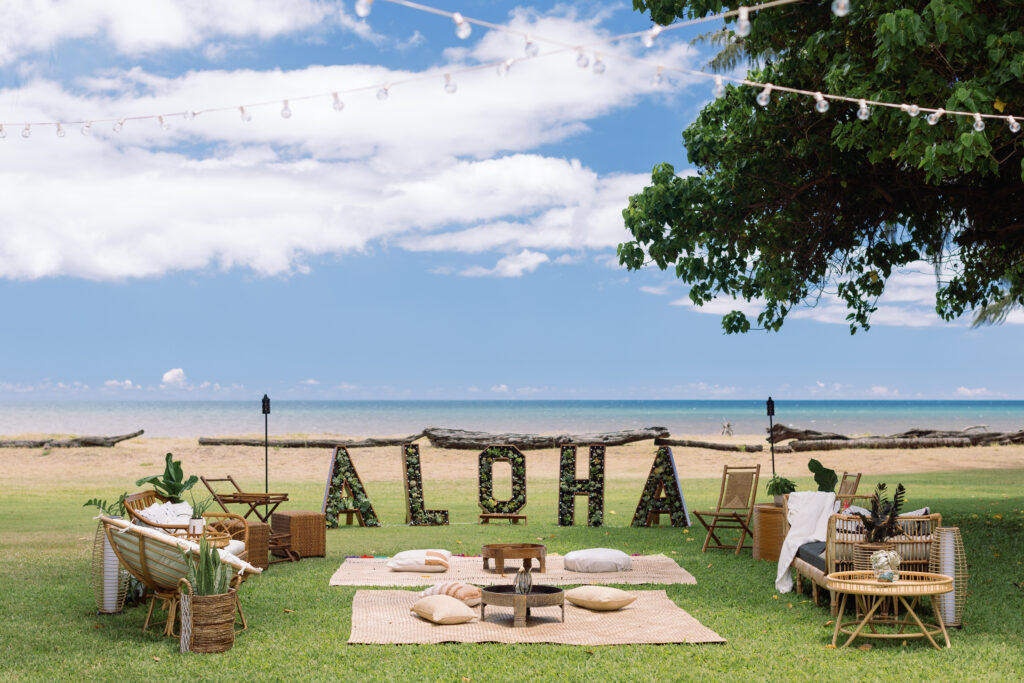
[123, 490, 249, 561]
[837, 471, 862, 496]
[201, 475, 289, 523]
[693, 465, 760, 554]
[101, 516, 261, 637]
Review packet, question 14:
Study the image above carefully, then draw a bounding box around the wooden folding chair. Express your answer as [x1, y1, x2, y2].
[693, 464, 760, 554]
[837, 471, 862, 497]
[201, 475, 289, 523]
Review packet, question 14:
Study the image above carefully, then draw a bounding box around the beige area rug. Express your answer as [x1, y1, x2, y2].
[329, 554, 696, 587]
[348, 589, 725, 644]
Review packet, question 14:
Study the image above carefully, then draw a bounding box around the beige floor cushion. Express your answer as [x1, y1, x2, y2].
[387, 549, 451, 572]
[564, 548, 632, 573]
[419, 581, 482, 606]
[411, 595, 476, 624]
[565, 586, 637, 611]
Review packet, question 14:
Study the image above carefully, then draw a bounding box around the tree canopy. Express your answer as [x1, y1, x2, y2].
[618, 0, 1024, 333]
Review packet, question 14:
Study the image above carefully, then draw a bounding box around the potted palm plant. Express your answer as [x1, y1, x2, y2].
[851, 482, 906, 570]
[179, 536, 236, 653]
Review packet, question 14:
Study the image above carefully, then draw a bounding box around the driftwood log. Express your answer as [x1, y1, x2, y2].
[198, 432, 426, 449]
[769, 424, 1024, 450]
[769, 425, 848, 441]
[788, 437, 973, 451]
[422, 426, 670, 450]
[655, 437, 764, 452]
[0, 429, 144, 448]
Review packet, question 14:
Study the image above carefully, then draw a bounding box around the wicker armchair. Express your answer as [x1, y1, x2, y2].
[123, 491, 249, 561]
[782, 495, 941, 615]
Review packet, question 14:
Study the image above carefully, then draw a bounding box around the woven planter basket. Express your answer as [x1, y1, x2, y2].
[91, 519, 127, 614]
[928, 526, 968, 627]
[179, 580, 235, 654]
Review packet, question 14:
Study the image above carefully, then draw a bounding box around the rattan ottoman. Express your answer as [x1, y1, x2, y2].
[247, 520, 271, 569]
[271, 510, 326, 558]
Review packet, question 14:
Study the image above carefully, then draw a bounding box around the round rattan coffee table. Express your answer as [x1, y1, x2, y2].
[825, 571, 953, 650]
[480, 585, 564, 627]
[481, 543, 546, 576]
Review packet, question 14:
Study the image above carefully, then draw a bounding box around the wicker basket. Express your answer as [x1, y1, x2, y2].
[91, 519, 128, 614]
[179, 580, 235, 654]
[853, 542, 895, 572]
[271, 511, 326, 558]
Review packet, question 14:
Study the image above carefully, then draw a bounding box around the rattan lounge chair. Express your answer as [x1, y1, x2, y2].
[123, 490, 250, 561]
[101, 516, 261, 636]
[693, 464, 760, 554]
[781, 495, 941, 614]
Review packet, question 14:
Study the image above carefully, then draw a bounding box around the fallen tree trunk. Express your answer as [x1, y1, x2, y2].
[769, 425, 848, 441]
[198, 432, 426, 449]
[0, 429, 144, 448]
[423, 426, 670, 450]
[788, 437, 972, 452]
[655, 437, 763, 452]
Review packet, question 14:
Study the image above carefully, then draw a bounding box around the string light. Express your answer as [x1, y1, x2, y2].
[814, 91, 829, 113]
[1010, 116, 1022, 134]
[735, 7, 751, 37]
[333, 92, 345, 110]
[239, 106, 252, 122]
[652, 65, 664, 87]
[113, 119, 124, 132]
[443, 73, 457, 93]
[713, 75, 725, 99]
[927, 108, 944, 126]
[856, 99, 870, 120]
[901, 103, 920, 117]
[524, 36, 539, 57]
[576, 48, 589, 69]
[184, 110, 196, 121]
[280, 100, 292, 118]
[21, 124, 31, 138]
[159, 115, 170, 130]
[593, 55, 606, 74]
[81, 122, 92, 136]
[377, 86, 389, 100]
[355, 0, 373, 18]
[756, 83, 772, 106]
[972, 113, 985, 132]
[0, 125, 5, 139]
[497, 57, 513, 77]
[452, 12, 471, 39]
[642, 25, 662, 48]
[56, 123, 65, 137]
[831, 0, 851, 17]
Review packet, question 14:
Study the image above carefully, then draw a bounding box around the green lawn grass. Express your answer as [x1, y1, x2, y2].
[2, 469, 1022, 681]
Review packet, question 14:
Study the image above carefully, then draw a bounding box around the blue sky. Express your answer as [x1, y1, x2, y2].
[0, 0, 1020, 401]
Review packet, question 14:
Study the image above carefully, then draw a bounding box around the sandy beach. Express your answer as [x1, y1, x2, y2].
[5, 432, 1024, 489]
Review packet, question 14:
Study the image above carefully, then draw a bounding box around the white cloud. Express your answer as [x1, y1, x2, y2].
[955, 386, 992, 397]
[639, 285, 669, 295]
[869, 385, 899, 397]
[300, 378, 319, 385]
[103, 379, 136, 389]
[161, 368, 187, 386]
[461, 249, 549, 278]
[490, 384, 509, 393]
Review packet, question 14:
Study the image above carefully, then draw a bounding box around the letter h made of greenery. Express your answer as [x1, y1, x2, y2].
[558, 444, 605, 526]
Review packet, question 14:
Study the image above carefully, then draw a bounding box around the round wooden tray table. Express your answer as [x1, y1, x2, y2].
[480, 585, 564, 627]
[481, 543, 546, 576]
[825, 571, 953, 650]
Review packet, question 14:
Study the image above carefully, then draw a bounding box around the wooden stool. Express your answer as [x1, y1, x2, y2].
[479, 513, 527, 525]
[271, 510, 326, 558]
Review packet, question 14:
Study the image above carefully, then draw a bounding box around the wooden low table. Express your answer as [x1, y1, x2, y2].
[752, 503, 785, 562]
[479, 513, 527, 525]
[480, 585, 564, 627]
[826, 571, 953, 650]
[481, 543, 546, 576]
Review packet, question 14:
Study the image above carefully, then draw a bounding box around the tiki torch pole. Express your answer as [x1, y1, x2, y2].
[262, 394, 271, 519]
[766, 396, 776, 477]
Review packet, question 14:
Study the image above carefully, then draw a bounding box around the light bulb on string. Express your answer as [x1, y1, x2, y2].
[56, 123, 65, 137]
[831, 0, 851, 17]
[113, 118, 125, 132]
[280, 100, 292, 118]
[240, 106, 252, 122]
[756, 83, 772, 107]
[856, 99, 870, 120]
[652, 65, 664, 87]
[901, 103, 920, 117]
[1009, 116, 1022, 134]
[524, 36, 539, 57]
[159, 115, 170, 131]
[184, 110, 196, 121]
[576, 48, 589, 69]
[713, 75, 725, 99]
[333, 92, 345, 111]
[354, 0, 373, 18]
[972, 113, 985, 132]
[642, 25, 662, 48]
[21, 124, 31, 139]
[593, 55, 606, 74]
[497, 58, 513, 77]
[453, 12, 471, 40]
[444, 73, 457, 94]
[81, 122, 92, 136]
[814, 92, 829, 113]
[735, 7, 751, 38]
[926, 108, 944, 125]
[0, 125, 6, 139]
[377, 86, 389, 101]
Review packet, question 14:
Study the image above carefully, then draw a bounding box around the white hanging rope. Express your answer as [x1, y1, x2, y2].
[0, 0, 1018, 137]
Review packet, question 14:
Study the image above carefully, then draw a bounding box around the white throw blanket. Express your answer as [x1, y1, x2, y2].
[775, 491, 836, 593]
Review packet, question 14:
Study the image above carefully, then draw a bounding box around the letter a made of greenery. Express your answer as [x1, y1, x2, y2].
[321, 446, 380, 528]
[402, 444, 449, 526]
[631, 447, 691, 528]
[478, 445, 527, 514]
[557, 445, 605, 527]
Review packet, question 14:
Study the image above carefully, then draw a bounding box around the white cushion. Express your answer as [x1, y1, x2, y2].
[901, 507, 930, 517]
[410, 595, 475, 624]
[419, 582, 481, 606]
[224, 539, 246, 557]
[563, 548, 631, 573]
[565, 586, 636, 611]
[387, 549, 451, 572]
[137, 501, 192, 526]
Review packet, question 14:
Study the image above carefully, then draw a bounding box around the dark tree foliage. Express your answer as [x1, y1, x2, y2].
[619, 0, 1024, 333]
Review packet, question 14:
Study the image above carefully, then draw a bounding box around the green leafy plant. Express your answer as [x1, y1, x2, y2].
[766, 475, 797, 497]
[135, 452, 198, 503]
[855, 483, 906, 543]
[180, 536, 230, 596]
[83, 493, 128, 517]
[188, 494, 214, 519]
[807, 459, 838, 493]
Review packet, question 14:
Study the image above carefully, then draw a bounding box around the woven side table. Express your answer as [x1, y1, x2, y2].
[272, 510, 326, 558]
[247, 520, 270, 570]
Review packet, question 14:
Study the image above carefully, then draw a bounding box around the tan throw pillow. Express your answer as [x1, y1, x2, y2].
[565, 586, 636, 611]
[387, 549, 451, 572]
[410, 595, 476, 624]
[419, 582, 482, 606]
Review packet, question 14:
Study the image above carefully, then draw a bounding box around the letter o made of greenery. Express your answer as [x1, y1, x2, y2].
[478, 445, 527, 514]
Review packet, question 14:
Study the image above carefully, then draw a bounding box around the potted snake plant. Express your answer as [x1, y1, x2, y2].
[179, 536, 236, 653]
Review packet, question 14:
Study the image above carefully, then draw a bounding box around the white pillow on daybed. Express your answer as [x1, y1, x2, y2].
[564, 548, 632, 573]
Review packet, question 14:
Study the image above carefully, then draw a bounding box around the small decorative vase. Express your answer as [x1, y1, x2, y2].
[513, 566, 533, 594]
[188, 517, 206, 536]
[854, 541, 895, 571]
[870, 549, 901, 582]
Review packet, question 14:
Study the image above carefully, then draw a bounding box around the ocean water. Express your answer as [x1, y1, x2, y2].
[0, 400, 1022, 438]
